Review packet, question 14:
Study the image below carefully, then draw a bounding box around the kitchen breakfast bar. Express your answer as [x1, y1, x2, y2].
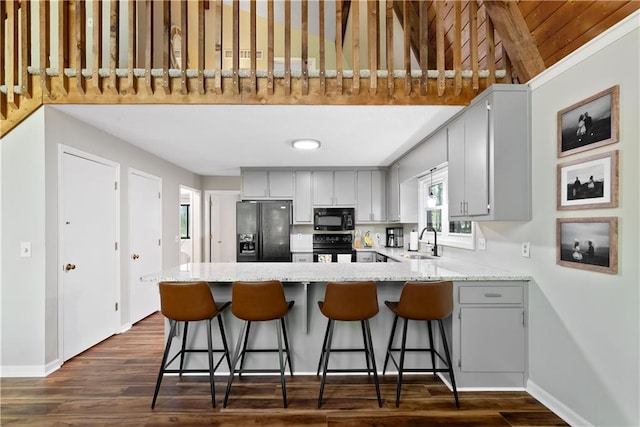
[143, 257, 530, 390]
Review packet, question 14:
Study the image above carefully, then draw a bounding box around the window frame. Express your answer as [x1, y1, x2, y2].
[418, 166, 475, 250]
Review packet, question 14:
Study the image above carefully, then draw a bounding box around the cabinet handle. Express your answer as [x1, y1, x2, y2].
[484, 293, 502, 298]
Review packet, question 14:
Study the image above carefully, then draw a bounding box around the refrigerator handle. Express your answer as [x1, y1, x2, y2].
[289, 202, 293, 225]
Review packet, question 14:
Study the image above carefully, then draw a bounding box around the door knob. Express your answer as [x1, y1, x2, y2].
[64, 264, 76, 271]
[132, 254, 140, 260]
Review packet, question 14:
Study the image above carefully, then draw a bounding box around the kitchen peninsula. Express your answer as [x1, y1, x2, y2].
[143, 257, 530, 390]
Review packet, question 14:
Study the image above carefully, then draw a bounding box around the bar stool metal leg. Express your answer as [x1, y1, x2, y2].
[206, 318, 216, 407]
[217, 315, 232, 370]
[224, 320, 248, 408]
[238, 321, 252, 377]
[152, 320, 178, 409]
[361, 320, 372, 375]
[280, 318, 294, 376]
[317, 319, 335, 408]
[363, 319, 382, 408]
[275, 320, 288, 408]
[316, 318, 331, 376]
[395, 318, 409, 407]
[179, 321, 189, 376]
[439, 319, 460, 408]
[383, 314, 399, 374]
[427, 320, 437, 377]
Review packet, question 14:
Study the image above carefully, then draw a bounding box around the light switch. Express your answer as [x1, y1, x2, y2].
[20, 242, 32, 257]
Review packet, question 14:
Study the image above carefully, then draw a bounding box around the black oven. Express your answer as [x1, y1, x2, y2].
[313, 234, 355, 263]
[313, 207, 355, 231]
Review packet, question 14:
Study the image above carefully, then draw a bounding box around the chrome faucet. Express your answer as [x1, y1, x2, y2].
[419, 227, 439, 257]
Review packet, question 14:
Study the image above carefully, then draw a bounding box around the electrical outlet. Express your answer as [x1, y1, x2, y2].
[478, 238, 486, 251]
[521, 241, 530, 258]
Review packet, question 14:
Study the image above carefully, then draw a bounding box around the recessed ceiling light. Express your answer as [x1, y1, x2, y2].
[292, 139, 321, 150]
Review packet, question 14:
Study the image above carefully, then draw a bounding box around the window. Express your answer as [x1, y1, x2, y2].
[180, 204, 190, 239]
[418, 167, 475, 250]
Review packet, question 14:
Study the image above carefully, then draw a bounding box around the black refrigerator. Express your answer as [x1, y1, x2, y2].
[236, 200, 292, 262]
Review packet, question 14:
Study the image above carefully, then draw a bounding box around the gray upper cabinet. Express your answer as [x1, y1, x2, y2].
[448, 85, 531, 221]
[242, 170, 294, 200]
[356, 170, 386, 223]
[386, 163, 401, 222]
[294, 171, 313, 224]
[313, 170, 355, 206]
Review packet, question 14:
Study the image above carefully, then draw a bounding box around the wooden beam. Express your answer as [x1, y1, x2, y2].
[126, 0, 136, 95]
[58, 0, 69, 95]
[0, 0, 7, 118]
[74, 0, 86, 95]
[486, 13, 496, 85]
[368, 0, 377, 96]
[214, 0, 222, 94]
[20, 0, 32, 99]
[250, 0, 257, 94]
[336, 0, 343, 94]
[482, 0, 545, 82]
[419, 0, 427, 95]
[92, 0, 102, 94]
[197, 0, 205, 94]
[352, 0, 359, 95]
[319, 0, 326, 95]
[108, 0, 119, 94]
[340, 0, 351, 45]
[302, 0, 309, 96]
[470, 0, 479, 90]
[267, 0, 274, 95]
[385, 0, 394, 96]
[143, 0, 153, 94]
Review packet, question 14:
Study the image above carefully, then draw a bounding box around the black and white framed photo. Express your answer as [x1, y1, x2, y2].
[556, 217, 618, 274]
[557, 85, 619, 157]
[557, 150, 619, 210]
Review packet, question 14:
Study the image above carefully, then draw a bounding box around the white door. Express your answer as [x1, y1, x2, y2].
[209, 191, 240, 262]
[129, 170, 162, 324]
[60, 149, 119, 361]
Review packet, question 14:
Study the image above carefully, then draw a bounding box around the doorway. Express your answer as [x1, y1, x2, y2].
[205, 191, 241, 262]
[179, 186, 201, 264]
[59, 146, 120, 361]
[129, 169, 162, 325]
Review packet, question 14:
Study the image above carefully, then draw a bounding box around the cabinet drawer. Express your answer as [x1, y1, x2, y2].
[459, 286, 522, 304]
[292, 253, 313, 263]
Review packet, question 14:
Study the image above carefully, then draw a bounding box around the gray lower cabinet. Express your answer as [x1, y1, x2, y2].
[356, 251, 375, 262]
[448, 281, 527, 388]
[292, 252, 313, 263]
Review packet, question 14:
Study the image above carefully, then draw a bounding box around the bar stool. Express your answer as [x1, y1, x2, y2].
[151, 281, 231, 409]
[383, 281, 459, 408]
[316, 281, 382, 408]
[223, 280, 294, 408]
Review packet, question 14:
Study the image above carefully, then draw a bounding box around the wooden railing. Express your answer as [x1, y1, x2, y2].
[1, 0, 512, 137]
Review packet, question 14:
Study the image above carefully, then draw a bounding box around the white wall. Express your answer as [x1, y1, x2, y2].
[1, 106, 203, 374]
[1, 109, 48, 375]
[444, 14, 640, 426]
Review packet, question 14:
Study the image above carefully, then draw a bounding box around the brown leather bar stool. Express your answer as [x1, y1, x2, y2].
[316, 281, 382, 408]
[223, 280, 294, 408]
[151, 281, 231, 409]
[383, 281, 459, 408]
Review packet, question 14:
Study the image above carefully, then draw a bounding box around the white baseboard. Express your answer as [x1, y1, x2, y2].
[527, 379, 592, 427]
[0, 359, 61, 378]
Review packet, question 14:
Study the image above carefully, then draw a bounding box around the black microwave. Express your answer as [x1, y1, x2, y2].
[313, 207, 355, 231]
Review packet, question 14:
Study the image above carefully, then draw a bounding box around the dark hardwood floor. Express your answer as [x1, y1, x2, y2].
[1, 313, 567, 426]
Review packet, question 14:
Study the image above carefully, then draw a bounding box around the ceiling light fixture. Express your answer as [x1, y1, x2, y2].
[292, 139, 321, 150]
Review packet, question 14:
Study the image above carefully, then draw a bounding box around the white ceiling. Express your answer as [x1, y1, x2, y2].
[54, 104, 463, 176]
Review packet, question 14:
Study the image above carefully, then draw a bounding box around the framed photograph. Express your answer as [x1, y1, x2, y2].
[556, 217, 618, 274]
[557, 85, 619, 157]
[557, 150, 619, 210]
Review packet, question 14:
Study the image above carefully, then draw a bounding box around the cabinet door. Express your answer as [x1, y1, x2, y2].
[387, 163, 400, 222]
[356, 251, 374, 262]
[242, 170, 269, 199]
[312, 171, 334, 206]
[356, 171, 373, 222]
[294, 171, 313, 223]
[333, 170, 356, 206]
[464, 100, 490, 216]
[447, 118, 466, 217]
[269, 171, 294, 198]
[460, 307, 525, 372]
[370, 170, 386, 221]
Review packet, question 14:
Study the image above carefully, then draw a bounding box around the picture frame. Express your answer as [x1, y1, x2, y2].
[556, 217, 618, 274]
[557, 85, 619, 157]
[557, 150, 619, 210]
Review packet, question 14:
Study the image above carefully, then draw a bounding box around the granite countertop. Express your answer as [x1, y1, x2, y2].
[142, 255, 530, 283]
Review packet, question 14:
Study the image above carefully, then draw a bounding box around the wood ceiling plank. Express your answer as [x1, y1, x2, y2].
[529, 1, 595, 47]
[482, 0, 545, 82]
[542, 1, 640, 65]
[519, 1, 564, 30]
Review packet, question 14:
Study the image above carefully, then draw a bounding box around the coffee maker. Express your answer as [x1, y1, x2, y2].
[385, 227, 404, 248]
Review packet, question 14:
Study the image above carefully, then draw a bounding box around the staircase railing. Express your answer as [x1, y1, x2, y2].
[1, 0, 512, 137]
